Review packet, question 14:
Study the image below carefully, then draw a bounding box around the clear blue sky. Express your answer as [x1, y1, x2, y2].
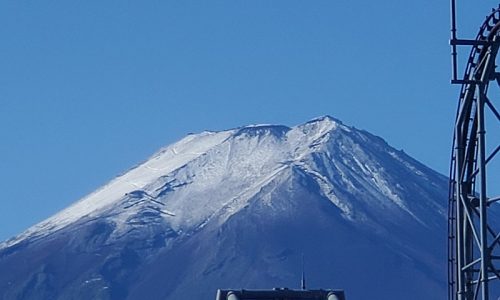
[0, 0, 497, 242]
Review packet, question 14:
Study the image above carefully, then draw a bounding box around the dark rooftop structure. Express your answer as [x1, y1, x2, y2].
[215, 288, 345, 300]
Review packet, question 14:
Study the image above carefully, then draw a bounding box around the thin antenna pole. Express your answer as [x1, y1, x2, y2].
[301, 254, 306, 290]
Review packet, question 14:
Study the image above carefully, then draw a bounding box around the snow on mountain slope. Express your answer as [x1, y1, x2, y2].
[1, 130, 235, 248]
[2, 116, 443, 249]
[0, 116, 449, 300]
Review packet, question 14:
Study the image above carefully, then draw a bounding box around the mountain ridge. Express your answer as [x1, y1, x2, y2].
[0, 115, 448, 300]
[0, 115, 348, 248]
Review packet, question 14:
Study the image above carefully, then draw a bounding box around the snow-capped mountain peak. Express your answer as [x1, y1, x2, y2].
[0, 116, 449, 300]
[2, 115, 444, 248]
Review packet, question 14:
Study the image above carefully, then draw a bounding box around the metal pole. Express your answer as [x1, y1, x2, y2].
[478, 84, 489, 300]
[476, 40, 497, 299]
[455, 112, 465, 300]
[451, 0, 459, 81]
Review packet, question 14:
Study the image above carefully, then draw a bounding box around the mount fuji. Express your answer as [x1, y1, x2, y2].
[0, 116, 448, 300]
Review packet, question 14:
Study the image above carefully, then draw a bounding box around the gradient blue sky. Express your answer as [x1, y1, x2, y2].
[0, 1, 497, 242]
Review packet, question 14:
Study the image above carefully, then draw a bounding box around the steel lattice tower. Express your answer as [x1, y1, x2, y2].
[449, 1, 500, 300]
